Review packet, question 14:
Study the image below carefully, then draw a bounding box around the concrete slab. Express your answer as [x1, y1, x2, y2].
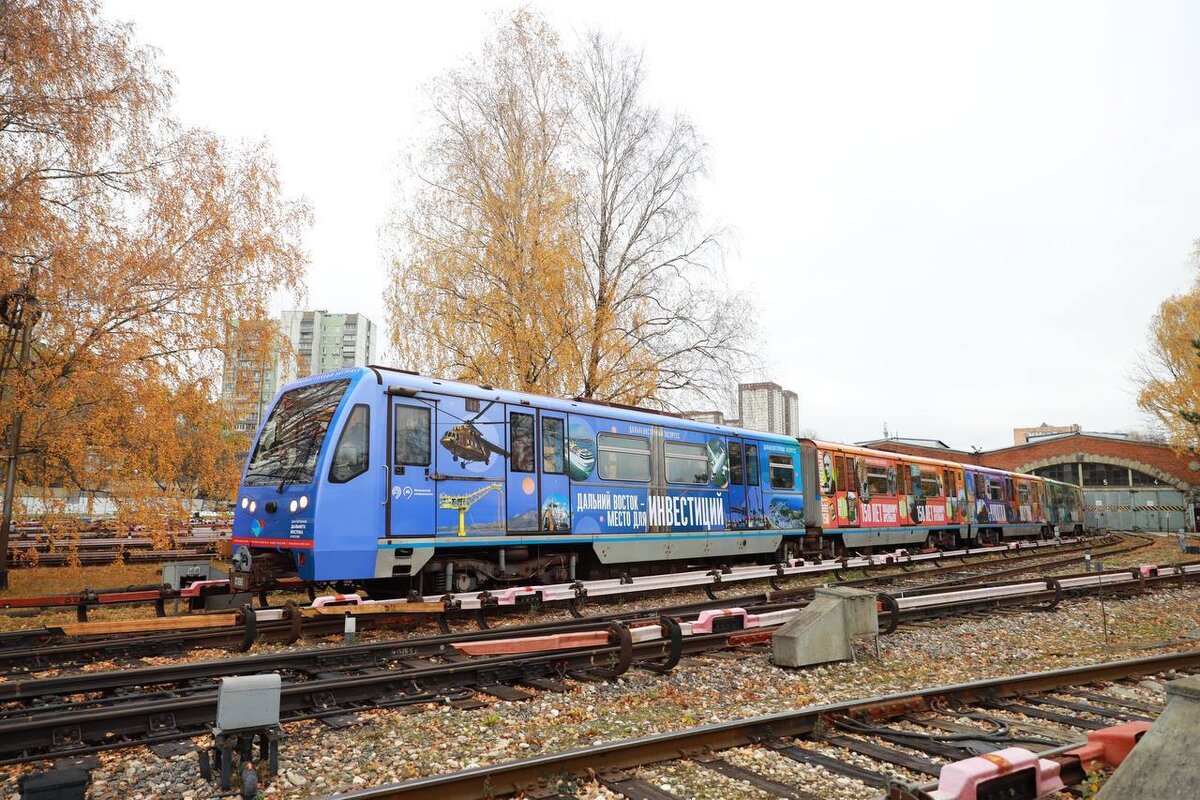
[1098, 675, 1200, 799]
[771, 586, 878, 668]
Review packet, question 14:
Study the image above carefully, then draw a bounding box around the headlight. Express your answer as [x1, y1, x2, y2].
[289, 499, 298, 513]
[241, 497, 248, 509]
[299, 495, 309, 509]
[249, 500, 257, 513]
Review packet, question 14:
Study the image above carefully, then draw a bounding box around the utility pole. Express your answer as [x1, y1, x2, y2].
[0, 271, 40, 590]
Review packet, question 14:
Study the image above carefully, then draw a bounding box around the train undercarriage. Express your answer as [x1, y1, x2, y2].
[235, 523, 1082, 597]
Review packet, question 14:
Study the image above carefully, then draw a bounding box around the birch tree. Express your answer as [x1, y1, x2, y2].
[1, 0, 309, 515]
[386, 11, 756, 407]
[570, 31, 754, 406]
[1137, 263, 1200, 452]
[387, 10, 582, 396]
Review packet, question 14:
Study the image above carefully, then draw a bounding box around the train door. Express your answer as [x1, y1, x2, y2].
[505, 408, 538, 532]
[538, 411, 569, 532]
[388, 396, 437, 537]
[943, 468, 957, 525]
[953, 468, 965, 525]
[839, 455, 860, 526]
[727, 438, 747, 529]
[744, 442, 764, 527]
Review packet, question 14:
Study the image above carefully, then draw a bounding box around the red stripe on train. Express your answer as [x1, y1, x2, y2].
[231, 537, 314, 549]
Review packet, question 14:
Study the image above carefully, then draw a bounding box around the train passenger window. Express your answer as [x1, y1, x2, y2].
[987, 479, 1004, 501]
[541, 417, 565, 474]
[510, 412, 535, 473]
[746, 444, 760, 486]
[394, 405, 431, 466]
[769, 454, 795, 490]
[919, 471, 941, 497]
[597, 433, 650, 482]
[329, 404, 370, 483]
[845, 458, 859, 493]
[864, 464, 890, 496]
[729, 441, 744, 486]
[1017, 483, 1031, 503]
[665, 441, 709, 484]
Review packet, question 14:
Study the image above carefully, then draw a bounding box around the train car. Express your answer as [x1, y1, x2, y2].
[803, 441, 969, 551]
[230, 366, 812, 595]
[1044, 477, 1086, 531]
[798, 441, 1085, 554]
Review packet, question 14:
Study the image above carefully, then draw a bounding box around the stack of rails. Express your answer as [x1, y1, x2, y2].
[3, 520, 231, 567]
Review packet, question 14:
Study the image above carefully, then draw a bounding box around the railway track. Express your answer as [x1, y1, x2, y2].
[1, 559, 1196, 767]
[0, 533, 1144, 674]
[333, 650, 1198, 800]
[0, 532, 1152, 675]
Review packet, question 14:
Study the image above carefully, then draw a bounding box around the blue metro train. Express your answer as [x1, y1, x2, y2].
[231, 366, 1083, 594]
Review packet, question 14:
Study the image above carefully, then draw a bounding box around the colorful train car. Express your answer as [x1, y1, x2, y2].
[230, 367, 1086, 594]
[806, 441, 1084, 550]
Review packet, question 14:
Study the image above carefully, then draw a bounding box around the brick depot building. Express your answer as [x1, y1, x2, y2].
[859, 433, 1200, 532]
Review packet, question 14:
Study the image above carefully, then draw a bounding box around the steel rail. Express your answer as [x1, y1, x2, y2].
[7, 552, 1186, 702]
[1, 558, 1195, 765]
[0, 535, 1118, 673]
[329, 649, 1200, 800]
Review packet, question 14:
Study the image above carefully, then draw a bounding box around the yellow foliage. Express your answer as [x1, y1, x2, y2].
[1138, 276, 1200, 451]
[0, 0, 309, 521]
[386, 11, 752, 408]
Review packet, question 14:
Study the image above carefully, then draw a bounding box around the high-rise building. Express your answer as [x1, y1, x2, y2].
[221, 319, 287, 433]
[280, 310, 377, 384]
[738, 382, 800, 436]
[221, 310, 378, 431]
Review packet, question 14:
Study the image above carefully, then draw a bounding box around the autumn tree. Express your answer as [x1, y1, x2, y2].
[0, 1, 308, 525]
[386, 11, 582, 396]
[386, 11, 755, 407]
[569, 31, 753, 406]
[1137, 258, 1200, 452]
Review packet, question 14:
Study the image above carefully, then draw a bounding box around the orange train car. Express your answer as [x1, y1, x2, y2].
[794, 440, 1084, 556]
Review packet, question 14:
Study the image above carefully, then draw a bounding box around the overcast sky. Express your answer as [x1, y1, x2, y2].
[105, 0, 1200, 449]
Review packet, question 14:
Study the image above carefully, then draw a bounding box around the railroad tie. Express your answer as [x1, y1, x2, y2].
[769, 742, 889, 788]
[691, 755, 820, 800]
[597, 770, 686, 800]
[822, 735, 942, 777]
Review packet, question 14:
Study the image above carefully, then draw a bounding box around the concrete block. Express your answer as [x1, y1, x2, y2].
[1098, 675, 1200, 799]
[815, 586, 879, 637]
[772, 586, 877, 668]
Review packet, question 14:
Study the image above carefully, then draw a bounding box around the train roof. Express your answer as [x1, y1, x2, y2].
[809, 439, 1046, 481]
[301, 366, 801, 445]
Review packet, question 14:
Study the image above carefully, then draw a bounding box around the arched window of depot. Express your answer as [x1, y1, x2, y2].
[1030, 462, 1168, 487]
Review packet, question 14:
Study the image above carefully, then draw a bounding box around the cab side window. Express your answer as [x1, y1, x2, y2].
[395, 405, 431, 466]
[330, 404, 370, 482]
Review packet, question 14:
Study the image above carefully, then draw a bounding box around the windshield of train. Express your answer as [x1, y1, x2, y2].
[244, 379, 350, 488]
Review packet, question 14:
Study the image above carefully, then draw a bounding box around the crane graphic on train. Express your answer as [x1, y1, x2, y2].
[439, 399, 510, 465]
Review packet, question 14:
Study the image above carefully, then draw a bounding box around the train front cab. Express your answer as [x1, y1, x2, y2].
[232, 369, 382, 589]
